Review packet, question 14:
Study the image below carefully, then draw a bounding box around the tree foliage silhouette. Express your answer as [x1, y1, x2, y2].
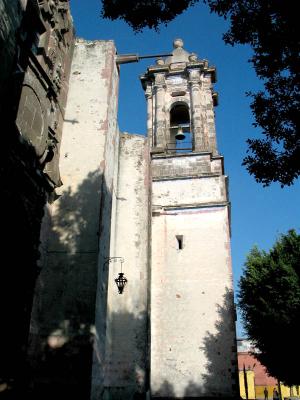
[238, 229, 300, 386]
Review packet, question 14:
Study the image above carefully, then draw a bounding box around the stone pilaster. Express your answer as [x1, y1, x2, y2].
[189, 69, 208, 151]
[145, 85, 153, 146]
[154, 73, 166, 148]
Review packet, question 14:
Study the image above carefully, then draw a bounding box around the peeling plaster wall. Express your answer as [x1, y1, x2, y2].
[152, 153, 223, 179]
[151, 154, 237, 398]
[29, 39, 119, 397]
[153, 176, 227, 207]
[93, 133, 150, 399]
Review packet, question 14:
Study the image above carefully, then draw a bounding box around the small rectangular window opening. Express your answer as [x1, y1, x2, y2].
[176, 235, 183, 250]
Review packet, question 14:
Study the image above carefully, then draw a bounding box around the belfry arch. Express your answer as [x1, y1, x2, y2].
[169, 101, 192, 152]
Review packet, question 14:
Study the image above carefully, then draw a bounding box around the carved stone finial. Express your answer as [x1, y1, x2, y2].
[189, 53, 198, 62]
[173, 38, 184, 49]
[156, 58, 165, 65]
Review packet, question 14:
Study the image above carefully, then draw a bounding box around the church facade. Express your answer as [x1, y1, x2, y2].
[1, 1, 237, 399]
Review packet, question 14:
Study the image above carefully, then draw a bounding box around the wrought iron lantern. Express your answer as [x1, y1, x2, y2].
[115, 272, 127, 294]
[105, 257, 128, 294]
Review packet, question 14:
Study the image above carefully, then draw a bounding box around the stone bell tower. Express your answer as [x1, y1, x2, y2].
[141, 39, 238, 398]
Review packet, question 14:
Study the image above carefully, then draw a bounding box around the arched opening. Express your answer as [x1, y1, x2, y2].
[169, 103, 192, 153]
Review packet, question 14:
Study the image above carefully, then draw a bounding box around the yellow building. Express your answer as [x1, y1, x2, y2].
[237, 339, 299, 400]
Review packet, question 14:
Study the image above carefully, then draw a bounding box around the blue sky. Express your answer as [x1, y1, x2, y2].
[70, 0, 300, 337]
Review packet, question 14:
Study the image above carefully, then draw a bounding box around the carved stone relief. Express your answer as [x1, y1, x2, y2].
[16, 84, 47, 156]
[188, 69, 201, 83]
[154, 73, 166, 87]
[14, 0, 74, 188]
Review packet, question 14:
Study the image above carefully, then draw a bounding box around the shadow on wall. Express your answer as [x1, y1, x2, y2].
[23, 170, 112, 400]
[97, 290, 238, 400]
[98, 310, 149, 400]
[150, 289, 238, 400]
[200, 288, 238, 397]
[6, 165, 239, 400]
[0, 133, 48, 398]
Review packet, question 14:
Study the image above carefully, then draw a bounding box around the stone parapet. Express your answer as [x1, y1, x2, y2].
[152, 153, 224, 179]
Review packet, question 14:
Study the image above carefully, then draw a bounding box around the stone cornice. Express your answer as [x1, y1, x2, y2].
[140, 62, 217, 89]
[152, 173, 224, 182]
[152, 201, 230, 213]
[151, 151, 223, 161]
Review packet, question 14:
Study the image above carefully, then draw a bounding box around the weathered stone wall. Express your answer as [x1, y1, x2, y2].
[0, 0, 74, 395]
[0, 0, 24, 97]
[151, 202, 237, 398]
[91, 39, 122, 399]
[1, 0, 75, 188]
[140, 42, 218, 155]
[92, 133, 150, 400]
[153, 176, 226, 207]
[28, 39, 119, 398]
[151, 154, 237, 398]
[151, 153, 223, 179]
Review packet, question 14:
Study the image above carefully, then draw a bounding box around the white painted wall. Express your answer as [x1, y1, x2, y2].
[151, 155, 237, 398]
[100, 133, 150, 399]
[152, 176, 226, 207]
[30, 39, 120, 395]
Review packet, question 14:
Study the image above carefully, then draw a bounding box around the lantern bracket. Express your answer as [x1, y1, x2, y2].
[104, 257, 127, 294]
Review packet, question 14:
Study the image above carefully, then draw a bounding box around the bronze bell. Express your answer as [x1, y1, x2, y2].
[175, 126, 185, 140]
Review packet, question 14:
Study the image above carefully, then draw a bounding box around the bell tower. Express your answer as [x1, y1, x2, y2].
[141, 38, 219, 155]
[141, 39, 238, 398]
